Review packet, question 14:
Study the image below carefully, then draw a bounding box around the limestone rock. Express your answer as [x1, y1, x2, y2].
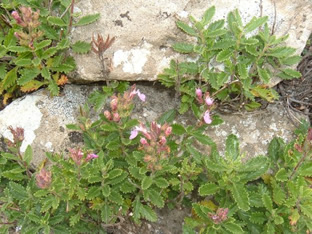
[71, 0, 312, 82]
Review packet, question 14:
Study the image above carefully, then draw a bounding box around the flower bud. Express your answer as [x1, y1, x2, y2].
[195, 88, 203, 104]
[14, 32, 20, 40]
[205, 96, 214, 106]
[110, 97, 118, 111]
[11, 11, 25, 26]
[165, 126, 172, 137]
[203, 110, 212, 124]
[85, 153, 98, 162]
[159, 136, 167, 145]
[36, 168, 52, 189]
[104, 110, 112, 120]
[140, 138, 148, 145]
[113, 113, 121, 122]
[144, 155, 152, 162]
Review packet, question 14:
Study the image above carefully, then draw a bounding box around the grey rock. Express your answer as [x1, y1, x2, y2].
[71, 0, 312, 83]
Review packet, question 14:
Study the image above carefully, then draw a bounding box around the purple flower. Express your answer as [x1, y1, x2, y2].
[203, 110, 212, 124]
[129, 124, 149, 140]
[136, 89, 146, 102]
[130, 129, 138, 140]
[86, 153, 98, 162]
[205, 96, 213, 106]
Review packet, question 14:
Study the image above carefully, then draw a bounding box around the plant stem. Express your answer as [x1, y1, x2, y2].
[289, 150, 311, 180]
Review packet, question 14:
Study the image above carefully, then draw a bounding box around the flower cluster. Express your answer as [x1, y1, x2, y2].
[68, 148, 98, 166]
[130, 121, 172, 171]
[104, 85, 145, 122]
[195, 88, 214, 124]
[11, 7, 42, 48]
[208, 208, 229, 224]
[36, 168, 52, 189]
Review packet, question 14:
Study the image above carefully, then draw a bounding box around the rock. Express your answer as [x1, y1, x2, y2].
[71, 0, 312, 83]
[0, 85, 98, 167]
[0, 83, 308, 167]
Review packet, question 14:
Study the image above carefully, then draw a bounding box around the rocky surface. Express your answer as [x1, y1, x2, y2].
[70, 0, 312, 83]
[0, 83, 308, 167]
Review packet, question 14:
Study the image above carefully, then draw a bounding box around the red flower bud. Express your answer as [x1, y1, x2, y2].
[110, 97, 118, 111]
[113, 113, 121, 122]
[104, 110, 112, 120]
[140, 138, 148, 145]
[165, 126, 172, 137]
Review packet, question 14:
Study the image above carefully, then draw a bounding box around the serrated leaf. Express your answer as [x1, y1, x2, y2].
[20, 80, 44, 93]
[172, 42, 194, 53]
[267, 46, 296, 58]
[257, 66, 270, 83]
[250, 212, 266, 224]
[244, 16, 268, 33]
[107, 171, 127, 185]
[2, 67, 17, 90]
[146, 189, 164, 208]
[211, 39, 236, 50]
[275, 168, 288, 181]
[230, 183, 249, 211]
[69, 213, 80, 227]
[41, 47, 58, 60]
[280, 55, 301, 65]
[299, 162, 312, 176]
[201, 6, 215, 26]
[171, 124, 186, 135]
[9, 181, 27, 200]
[76, 187, 86, 200]
[176, 21, 197, 36]
[237, 63, 248, 79]
[32, 57, 41, 66]
[225, 134, 239, 161]
[34, 40, 52, 51]
[23, 145, 32, 165]
[241, 37, 259, 45]
[192, 132, 214, 146]
[142, 176, 153, 190]
[262, 193, 273, 212]
[141, 204, 157, 222]
[71, 41, 91, 54]
[282, 68, 301, 78]
[301, 203, 312, 218]
[223, 222, 244, 234]
[41, 67, 51, 80]
[245, 45, 259, 56]
[108, 190, 123, 205]
[108, 169, 123, 179]
[216, 49, 233, 62]
[87, 186, 101, 200]
[47, 16, 67, 26]
[102, 185, 111, 197]
[199, 183, 219, 196]
[158, 109, 176, 125]
[8, 46, 30, 53]
[74, 13, 100, 26]
[101, 204, 111, 223]
[14, 59, 33, 66]
[155, 177, 169, 188]
[192, 203, 210, 220]
[27, 213, 41, 224]
[48, 80, 59, 96]
[205, 28, 227, 38]
[204, 158, 227, 172]
[18, 68, 41, 85]
[120, 180, 136, 193]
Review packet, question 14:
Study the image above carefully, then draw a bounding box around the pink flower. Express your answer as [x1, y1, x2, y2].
[113, 113, 121, 122]
[104, 110, 112, 120]
[36, 168, 52, 189]
[165, 126, 172, 137]
[11, 11, 26, 26]
[69, 148, 84, 165]
[140, 138, 148, 145]
[195, 88, 203, 104]
[130, 129, 138, 140]
[159, 136, 167, 145]
[130, 87, 146, 102]
[203, 110, 212, 124]
[205, 96, 213, 106]
[110, 96, 118, 111]
[86, 153, 98, 162]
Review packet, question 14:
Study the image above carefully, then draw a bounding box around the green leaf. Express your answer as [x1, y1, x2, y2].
[275, 168, 288, 181]
[74, 13, 100, 26]
[47, 16, 67, 26]
[108, 190, 123, 205]
[2, 67, 17, 90]
[146, 189, 164, 208]
[23, 145, 33, 165]
[223, 222, 244, 234]
[142, 176, 153, 190]
[201, 6, 215, 26]
[14, 59, 33, 66]
[216, 49, 233, 62]
[158, 109, 176, 124]
[199, 183, 219, 196]
[108, 169, 123, 179]
[7, 46, 30, 53]
[101, 204, 111, 223]
[69, 213, 80, 227]
[241, 37, 259, 45]
[301, 203, 312, 218]
[237, 63, 248, 79]
[34, 40, 52, 51]
[272, 180, 286, 205]
[120, 180, 136, 193]
[250, 212, 266, 224]
[71, 41, 91, 54]
[107, 171, 128, 185]
[225, 134, 239, 161]
[141, 205, 157, 222]
[299, 162, 312, 176]
[41, 47, 58, 60]
[87, 186, 101, 199]
[66, 124, 81, 130]
[211, 39, 235, 50]
[172, 42, 193, 53]
[205, 28, 227, 38]
[267, 46, 296, 58]
[244, 16, 268, 33]
[245, 101, 261, 111]
[257, 66, 270, 83]
[176, 21, 198, 36]
[280, 55, 301, 65]
[207, 19, 225, 31]
[32, 57, 41, 66]
[102, 184, 111, 197]
[171, 124, 186, 135]
[155, 178, 169, 188]
[230, 183, 249, 211]
[9, 181, 27, 200]
[106, 140, 120, 151]
[192, 132, 214, 146]
[41, 67, 51, 80]
[76, 187, 86, 200]
[246, 45, 259, 56]
[281, 68, 301, 78]
[204, 158, 227, 172]
[18, 68, 41, 85]
[262, 193, 273, 212]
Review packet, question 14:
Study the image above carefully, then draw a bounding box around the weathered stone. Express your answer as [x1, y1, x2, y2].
[71, 0, 312, 83]
[0, 83, 308, 167]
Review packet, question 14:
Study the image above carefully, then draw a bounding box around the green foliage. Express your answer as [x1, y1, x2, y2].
[158, 6, 301, 111]
[0, 0, 99, 104]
